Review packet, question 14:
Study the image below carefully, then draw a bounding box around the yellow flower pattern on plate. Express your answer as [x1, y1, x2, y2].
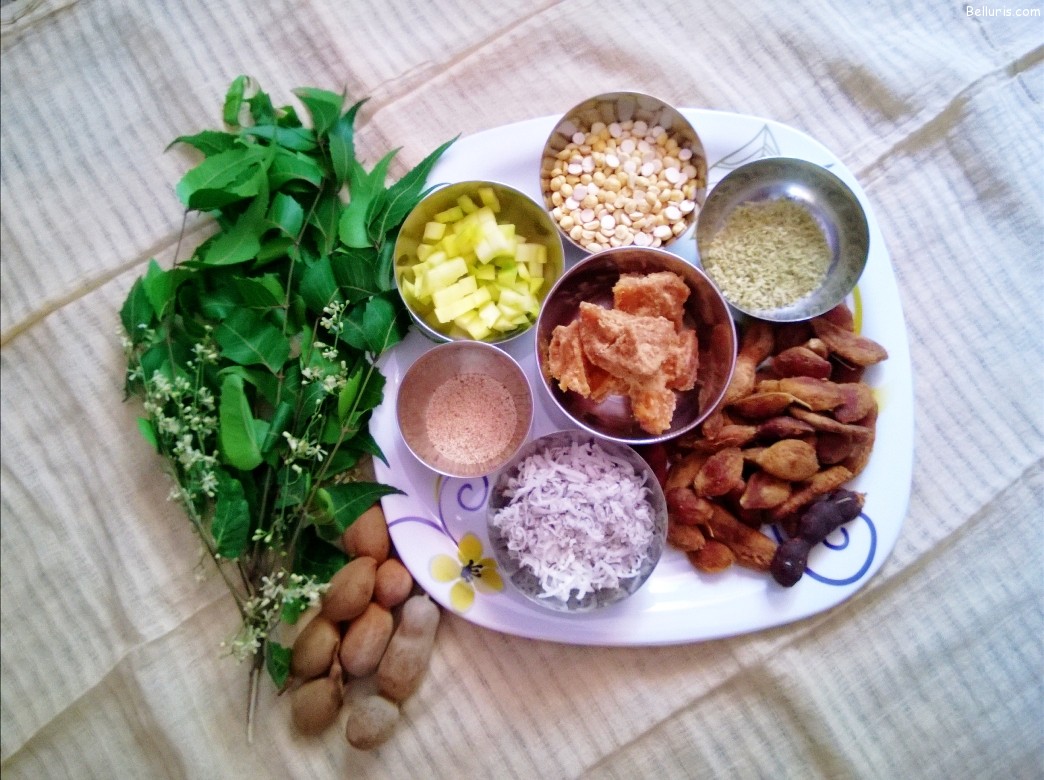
[430, 532, 504, 612]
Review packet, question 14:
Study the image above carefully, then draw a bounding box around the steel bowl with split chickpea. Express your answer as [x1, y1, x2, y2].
[539, 91, 708, 255]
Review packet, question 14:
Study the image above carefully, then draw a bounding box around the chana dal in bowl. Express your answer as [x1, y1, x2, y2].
[539, 91, 708, 255]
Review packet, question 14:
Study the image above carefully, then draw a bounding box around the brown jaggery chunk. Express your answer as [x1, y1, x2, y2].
[578, 302, 676, 378]
[628, 378, 677, 436]
[613, 271, 689, 329]
[662, 327, 699, 391]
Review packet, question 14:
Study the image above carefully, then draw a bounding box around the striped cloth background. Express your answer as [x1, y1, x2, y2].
[1, 0, 1041, 777]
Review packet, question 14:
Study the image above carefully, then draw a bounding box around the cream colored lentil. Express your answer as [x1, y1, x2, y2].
[541, 118, 702, 251]
[702, 199, 831, 312]
[425, 373, 516, 466]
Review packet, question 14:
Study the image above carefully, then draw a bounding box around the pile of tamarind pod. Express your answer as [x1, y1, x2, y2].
[286, 503, 441, 750]
[656, 302, 888, 585]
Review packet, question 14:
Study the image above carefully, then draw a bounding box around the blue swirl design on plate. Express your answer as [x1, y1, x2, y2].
[388, 475, 490, 546]
[770, 512, 878, 586]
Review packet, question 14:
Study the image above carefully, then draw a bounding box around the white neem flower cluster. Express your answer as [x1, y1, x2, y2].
[224, 570, 329, 662]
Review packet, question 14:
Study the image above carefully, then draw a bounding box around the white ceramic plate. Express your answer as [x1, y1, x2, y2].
[370, 109, 914, 646]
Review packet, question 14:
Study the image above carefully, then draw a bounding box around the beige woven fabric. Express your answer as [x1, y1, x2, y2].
[2, 0, 1041, 777]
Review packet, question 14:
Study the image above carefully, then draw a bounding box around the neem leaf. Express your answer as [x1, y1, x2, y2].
[268, 147, 323, 189]
[214, 309, 291, 371]
[240, 125, 317, 152]
[320, 481, 402, 535]
[328, 98, 367, 186]
[368, 135, 458, 242]
[211, 469, 251, 558]
[339, 150, 398, 249]
[141, 259, 190, 319]
[248, 89, 276, 126]
[120, 277, 154, 337]
[218, 373, 265, 471]
[331, 247, 379, 302]
[201, 184, 269, 266]
[167, 130, 238, 156]
[337, 366, 363, 422]
[137, 417, 159, 451]
[268, 193, 304, 238]
[175, 146, 266, 210]
[223, 75, 251, 127]
[362, 294, 404, 355]
[265, 641, 292, 688]
[309, 190, 341, 257]
[299, 256, 341, 314]
[293, 87, 343, 137]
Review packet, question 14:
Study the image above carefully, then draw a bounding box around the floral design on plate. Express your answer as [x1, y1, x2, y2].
[430, 532, 504, 613]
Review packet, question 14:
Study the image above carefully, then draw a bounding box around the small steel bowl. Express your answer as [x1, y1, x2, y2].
[534, 247, 737, 446]
[695, 157, 870, 322]
[486, 429, 668, 613]
[393, 180, 565, 344]
[539, 91, 708, 254]
[396, 341, 534, 478]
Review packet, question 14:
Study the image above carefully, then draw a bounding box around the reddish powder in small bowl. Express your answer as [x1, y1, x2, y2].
[425, 373, 518, 466]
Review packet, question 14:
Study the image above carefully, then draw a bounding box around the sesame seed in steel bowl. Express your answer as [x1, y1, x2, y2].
[486, 429, 668, 613]
[539, 91, 708, 255]
[534, 247, 737, 446]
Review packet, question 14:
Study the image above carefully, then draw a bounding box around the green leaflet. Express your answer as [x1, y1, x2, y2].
[316, 482, 402, 537]
[241, 125, 317, 152]
[331, 247, 380, 303]
[201, 183, 269, 266]
[175, 146, 268, 210]
[218, 373, 267, 471]
[213, 309, 291, 372]
[328, 98, 367, 186]
[212, 469, 251, 558]
[265, 641, 292, 688]
[268, 147, 323, 189]
[167, 130, 238, 156]
[341, 293, 404, 355]
[339, 150, 398, 249]
[293, 87, 344, 137]
[223, 75, 251, 127]
[299, 255, 340, 314]
[367, 135, 459, 243]
[136, 417, 159, 451]
[120, 277, 154, 338]
[268, 192, 304, 238]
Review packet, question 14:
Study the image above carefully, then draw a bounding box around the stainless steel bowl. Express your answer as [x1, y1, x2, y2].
[539, 91, 708, 255]
[396, 341, 534, 478]
[534, 247, 737, 446]
[695, 158, 870, 322]
[393, 180, 565, 344]
[486, 429, 668, 613]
